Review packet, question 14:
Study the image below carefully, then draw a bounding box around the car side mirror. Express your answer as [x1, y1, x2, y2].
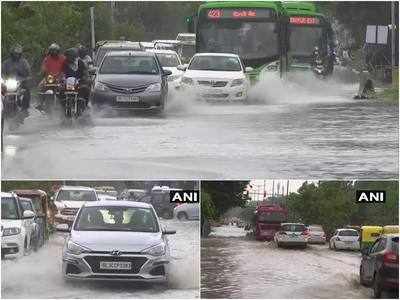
[245, 67, 254, 73]
[162, 228, 176, 235]
[22, 210, 35, 219]
[88, 67, 97, 76]
[163, 69, 172, 76]
[56, 224, 71, 232]
[177, 64, 187, 71]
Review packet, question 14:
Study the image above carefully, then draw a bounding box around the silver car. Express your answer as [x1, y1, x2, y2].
[307, 225, 326, 244]
[62, 200, 176, 282]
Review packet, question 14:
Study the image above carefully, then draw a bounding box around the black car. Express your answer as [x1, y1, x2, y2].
[91, 51, 171, 113]
[360, 234, 399, 298]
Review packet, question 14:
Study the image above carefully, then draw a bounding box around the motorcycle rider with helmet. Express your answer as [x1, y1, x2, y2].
[77, 45, 93, 68]
[36, 43, 65, 111]
[61, 48, 90, 107]
[1, 44, 32, 110]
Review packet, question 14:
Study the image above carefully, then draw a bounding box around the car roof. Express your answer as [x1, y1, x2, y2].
[147, 49, 179, 55]
[100, 41, 142, 48]
[153, 40, 181, 44]
[1, 192, 16, 198]
[83, 200, 152, 208]
[105, 50, 155, 57]
[178, 33, 195, 37]
[59, 186, 96, 191]
[194, 52, 240, 58]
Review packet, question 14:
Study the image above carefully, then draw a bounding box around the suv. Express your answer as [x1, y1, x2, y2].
[1, 192, 36, 258]
[360, 234, 399, 298]
[53, 186, 99, 229]
[94, 41, 143, 66]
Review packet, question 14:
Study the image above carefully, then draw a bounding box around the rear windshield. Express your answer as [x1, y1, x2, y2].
[281, 224, 305, 232]
[391, 237, 398, 252]
[100, 56, 159, 75]
[57, 190, 97, 202]
[309, 226, 323, 232]
[339, 230, 359, 236]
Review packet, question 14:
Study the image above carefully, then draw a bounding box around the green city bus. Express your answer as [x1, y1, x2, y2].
[195, 1, 287, 83]
[282, 1, 336, 75]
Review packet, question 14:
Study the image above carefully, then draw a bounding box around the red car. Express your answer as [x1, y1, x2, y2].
[360, 234, 399, 298]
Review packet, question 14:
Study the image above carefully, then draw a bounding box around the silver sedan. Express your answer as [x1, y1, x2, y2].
[62, 200, 176, 282]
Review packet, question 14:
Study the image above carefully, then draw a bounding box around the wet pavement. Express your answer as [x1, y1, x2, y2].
[2, 74, 398, 180]
[1, 219, 199, 299]
[201, 225, 383, 299]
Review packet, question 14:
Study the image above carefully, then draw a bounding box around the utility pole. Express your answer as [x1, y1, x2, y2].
[286, 180, 289, 196]
[391, 1, 396, 84]
[263, 180, 266, 200]
[110, 1, 115, 37]
[90, 7, 95, 58]
[272, 180, 275, 197]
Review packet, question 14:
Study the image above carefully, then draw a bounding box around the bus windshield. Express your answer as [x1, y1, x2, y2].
[288, 26, 325, 59]
[198, 19, 279, 68]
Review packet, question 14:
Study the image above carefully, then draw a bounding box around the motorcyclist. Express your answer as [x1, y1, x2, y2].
[36, 43, 65, 111]
[1, 44, 32, 109]
[77, 45, 93, 68]
[62, 47, 90, 107]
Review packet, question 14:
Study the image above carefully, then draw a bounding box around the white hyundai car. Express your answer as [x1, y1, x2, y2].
[329, 228, 360, 250]
[179, 53, 252, 102]
[147, 49, 183, 89]
[1, 192, 36, 258]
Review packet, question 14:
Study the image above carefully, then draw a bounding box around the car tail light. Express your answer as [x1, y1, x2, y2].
[384, 251, 398, 264]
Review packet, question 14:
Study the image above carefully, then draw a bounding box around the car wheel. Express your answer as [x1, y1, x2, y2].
[373, 273, 382, 298]
[177, 212, 188, 221]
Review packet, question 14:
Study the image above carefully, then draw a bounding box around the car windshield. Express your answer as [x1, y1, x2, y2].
[288, 25, 325, 58]
[156, 53, 180, 67]
[57, 190, 97, 202]
[391, 237, 398, 252]
[94, 47, 141, 66]
[281, 224, 305, 232]
[75, 206, 159, 232]
[1, 197, 19, 219]
[100, 56, 159, 75]
[188, 56, 242, 71]
[339, 230, 358, 236]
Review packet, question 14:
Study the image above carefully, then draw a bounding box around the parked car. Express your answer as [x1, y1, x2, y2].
[360, 234, 398, 298]
[179, 53, 252, 102]
[173, 203, 199, 221]
[307, 224, 326, 244]
[62, 200, 176, 282]
[329, 228, 360, 250]
[1, 192, 36, 258]
[53, 186, 99, 230]
[147, 49, 183, 89]
[91, 51, 171, 113]
[274, 223, 309, 248]
[93, 41, 143, 66]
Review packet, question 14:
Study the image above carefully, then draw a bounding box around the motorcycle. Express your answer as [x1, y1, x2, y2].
[311, 47, 327, 79]
[38, 74, 60, 113]
[2, 78, 25, 118]
[62, 77, 85, 119]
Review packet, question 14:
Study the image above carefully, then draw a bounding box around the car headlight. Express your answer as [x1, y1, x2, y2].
[5, 79, 18, 92]
[142, 242, 166, 256]
[2, 227, 21, 236]
[231, 79, 244, 87]
[146, 83, 161, 92]
[181, 77, 194, 85]
[66, 240, 91, 255]
[95, 81, 109, 91]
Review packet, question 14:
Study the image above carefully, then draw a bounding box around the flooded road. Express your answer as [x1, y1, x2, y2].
[201, 225, 373, 299]
[1, 219, 199, 299]
[2, 76, 398, 179]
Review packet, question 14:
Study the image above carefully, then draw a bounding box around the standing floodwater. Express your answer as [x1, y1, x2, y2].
[201, 225, 374, 299]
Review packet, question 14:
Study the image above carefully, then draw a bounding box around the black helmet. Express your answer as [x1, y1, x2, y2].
[10, 44, 23, 60]
[64, 47, 78, 63]
[48, 43, 60, 56]
[77, 45, 88, 58]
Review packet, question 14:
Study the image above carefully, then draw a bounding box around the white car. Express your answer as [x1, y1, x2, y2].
[1, 192, 36, 258]
[147, 49, 183, 89]
[329, 228, 360, 250]
[274, 223, 309, 248]
[176, 33, 195, 43]
[53, 186, 99, 230]
[179, 53, 252, 102]
[97, 193, 117, 201]
[173, 203, 200, 221]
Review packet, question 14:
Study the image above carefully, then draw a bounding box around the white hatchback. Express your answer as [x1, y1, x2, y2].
[329, 228, 360, 250]
[274, 223, 309, 248]
[179, 53, 252, 102]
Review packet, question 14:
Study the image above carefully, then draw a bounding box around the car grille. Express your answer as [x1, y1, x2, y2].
[84, 256, 148, 274]
[61, 208, 79, 215]
[105, 83, 148, 94]
[198, 80, 228, 87]
[203, 93, 229, 99]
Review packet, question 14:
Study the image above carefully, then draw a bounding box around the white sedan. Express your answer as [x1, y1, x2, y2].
[173, 203, 199, 221]
[179, 53, 252, 102]
[329, 228, 360, 250]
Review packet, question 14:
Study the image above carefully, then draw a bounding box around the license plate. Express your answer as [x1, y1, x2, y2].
[206, 89, 222, 93]
[100, 261, 131, 270]
[344, 241, 353, 244]
[116, 96, 140, 103]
